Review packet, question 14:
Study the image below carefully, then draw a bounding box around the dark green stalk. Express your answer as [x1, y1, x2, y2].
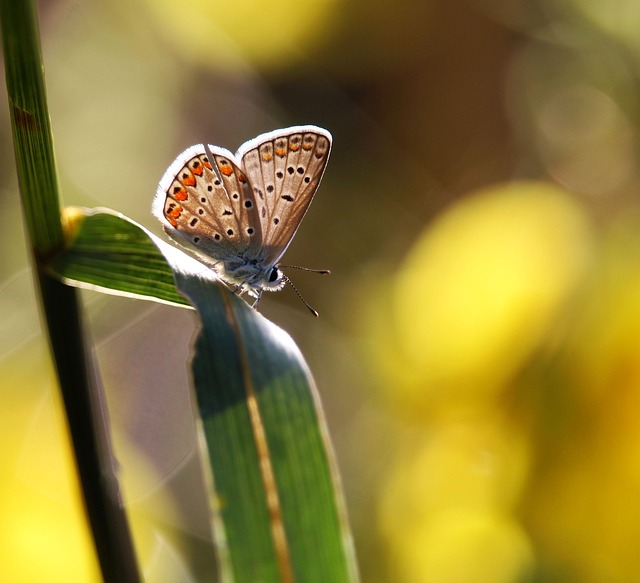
[0, 1, 141, 581]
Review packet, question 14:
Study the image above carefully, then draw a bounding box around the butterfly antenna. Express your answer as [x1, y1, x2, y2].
[280, 265, 331, 275]
[282, 274, 320, 317]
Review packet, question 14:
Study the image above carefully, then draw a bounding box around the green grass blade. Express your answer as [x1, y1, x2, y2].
[1, 0, 62, 255]
[173, 258, 359, 582]
[50, 207, 359, 581]
[50, 207, 190, 307]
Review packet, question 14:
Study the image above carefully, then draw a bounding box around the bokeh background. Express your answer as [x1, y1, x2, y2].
[3, 0, 640, 581]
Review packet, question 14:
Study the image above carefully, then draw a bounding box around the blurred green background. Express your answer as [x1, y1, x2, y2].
[3, 0, 640, 581]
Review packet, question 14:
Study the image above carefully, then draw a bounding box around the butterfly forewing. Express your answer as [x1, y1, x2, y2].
[238, 126, 332, 265]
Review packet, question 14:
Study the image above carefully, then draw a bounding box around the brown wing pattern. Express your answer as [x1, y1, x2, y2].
[155, 144, 262, 261]
[239, 127, 331, 265]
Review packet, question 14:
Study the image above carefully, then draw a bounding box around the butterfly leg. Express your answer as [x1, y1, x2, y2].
[251, 291, 263, 309]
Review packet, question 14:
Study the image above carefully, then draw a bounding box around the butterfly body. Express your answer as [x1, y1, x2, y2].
[153, 126, 332, 301]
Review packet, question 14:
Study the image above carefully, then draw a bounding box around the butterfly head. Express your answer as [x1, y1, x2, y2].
[259, 265, 286, 292]
[221, 260, 286, 297]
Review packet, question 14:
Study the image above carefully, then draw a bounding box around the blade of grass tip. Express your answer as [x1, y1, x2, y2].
[50, 207, 192, 308]
[162, 251, 359, 581]
[0, 1, 142, 581]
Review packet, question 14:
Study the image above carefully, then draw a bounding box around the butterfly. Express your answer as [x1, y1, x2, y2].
[152, 125, 332, 313]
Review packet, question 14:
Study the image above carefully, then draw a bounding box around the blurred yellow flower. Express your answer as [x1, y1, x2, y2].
[0, 358, 101, 582]
[383, 181, 593, 412]
[379, 415, 533, 583]
[138, 0, 340, 72]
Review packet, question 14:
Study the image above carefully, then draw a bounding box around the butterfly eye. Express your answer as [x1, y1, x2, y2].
[269, 267, 280, 283]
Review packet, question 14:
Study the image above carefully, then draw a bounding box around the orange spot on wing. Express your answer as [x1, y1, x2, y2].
[219, 163, 234, 176]
[168, 218, 178, 227]
[174, 188, 188, 201]
[191, 163, 204, 176]
[180, 170, 196, 187]
[262, 152, 273, 161]
[275, 147, 286, 157]
[200, 156, 213, 170]
[289, 143, 300, 151]
[167, 206, 182, 219]
[236, 171, 247, 183]
[302, 143, 313, 151]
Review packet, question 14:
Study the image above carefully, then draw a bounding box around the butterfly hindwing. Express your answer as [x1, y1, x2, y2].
[206, 145, 263, 257]
[153, 144, 263, 262]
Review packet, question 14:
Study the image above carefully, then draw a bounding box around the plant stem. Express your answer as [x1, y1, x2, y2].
[1, 1, 141, 580]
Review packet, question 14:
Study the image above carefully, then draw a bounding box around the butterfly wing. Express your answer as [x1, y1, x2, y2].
[237, 125, 332, 266]
[153, 144, 263, 264]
